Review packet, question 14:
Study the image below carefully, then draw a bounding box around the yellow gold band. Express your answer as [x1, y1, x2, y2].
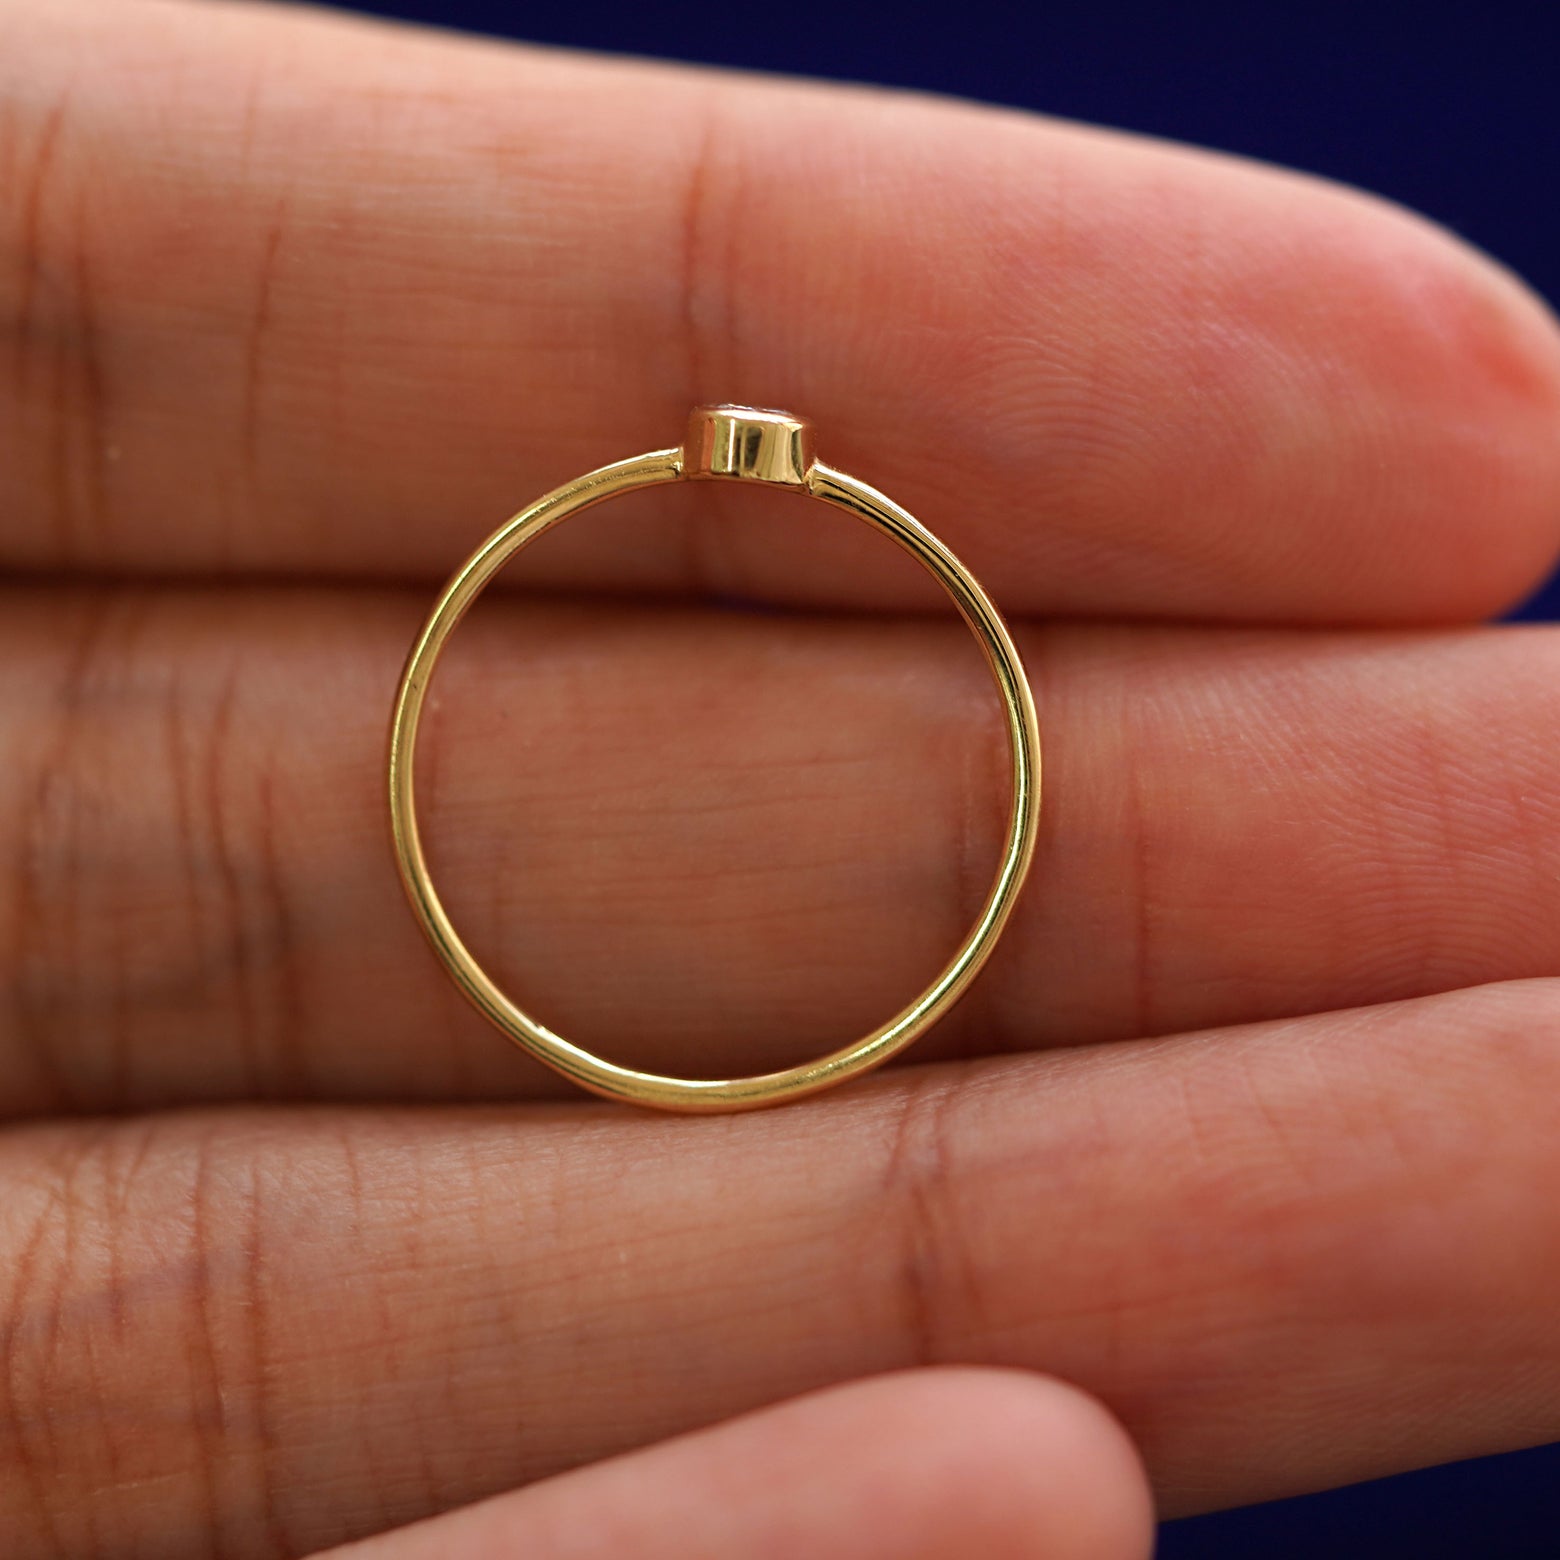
[387, 406, 1042, 1112]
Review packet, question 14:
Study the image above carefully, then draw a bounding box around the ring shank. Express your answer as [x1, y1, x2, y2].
[388, 444, 1041, 1112]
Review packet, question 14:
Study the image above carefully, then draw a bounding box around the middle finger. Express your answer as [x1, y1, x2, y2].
[4, 584, 1559, 1115]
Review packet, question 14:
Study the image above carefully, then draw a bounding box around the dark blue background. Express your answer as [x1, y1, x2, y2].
[335, 1, 1560, 1551]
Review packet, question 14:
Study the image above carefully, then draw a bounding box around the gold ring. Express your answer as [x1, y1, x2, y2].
[388, 405, 1042, 1113]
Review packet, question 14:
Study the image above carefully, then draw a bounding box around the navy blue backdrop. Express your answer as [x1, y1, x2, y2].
[333, 1, 1560, 1552]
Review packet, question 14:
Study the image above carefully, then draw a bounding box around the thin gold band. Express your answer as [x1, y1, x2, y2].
[388, 406, 1042, 1112]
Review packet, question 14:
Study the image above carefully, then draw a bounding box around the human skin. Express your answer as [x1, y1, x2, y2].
[2, 0, 1560, 1554]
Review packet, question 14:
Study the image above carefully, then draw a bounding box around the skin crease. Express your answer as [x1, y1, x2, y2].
[0, 0, 1559, 1557]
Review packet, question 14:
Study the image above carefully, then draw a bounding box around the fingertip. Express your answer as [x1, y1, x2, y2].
[310, 1367, 1155, 1560]
[1297, 190, 1560, 623]
[851, 1367, 1157, 1560]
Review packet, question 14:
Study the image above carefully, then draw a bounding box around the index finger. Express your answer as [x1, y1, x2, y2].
[4, 0, 1559, 620]
[2, 980, 1558, 1555]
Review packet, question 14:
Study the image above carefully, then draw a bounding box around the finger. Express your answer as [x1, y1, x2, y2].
[7, 586, 1560, 1115]
[309, 1370, 1152, 1560]
[3, 980, 1557, 1558]
[4, 2, 1559, 621]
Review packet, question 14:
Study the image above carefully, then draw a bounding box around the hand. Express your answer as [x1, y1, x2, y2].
[4, 2, 1559, 1556]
